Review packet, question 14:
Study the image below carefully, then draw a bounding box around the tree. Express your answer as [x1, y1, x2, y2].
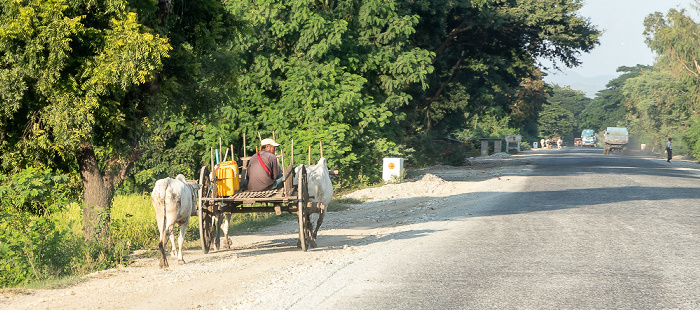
[579, 65, 647, 132]
[223, 0, 434, 182]
[538, 102, 576, 139]
[621, 69, 690, 149]
[643, 5, 700, 156]
[398, 0, 601, 136]
[508, 71, 549, 138]
[548, 85, 590, 118]
[545, 84, 591, 138]
[0, 0, 239, 242]
[645, 7, 700, 82]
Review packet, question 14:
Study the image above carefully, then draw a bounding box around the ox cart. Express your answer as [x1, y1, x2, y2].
[196, 139, 326, 253]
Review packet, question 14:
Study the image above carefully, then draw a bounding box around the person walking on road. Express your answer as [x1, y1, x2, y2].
[666, 137, 672, 162]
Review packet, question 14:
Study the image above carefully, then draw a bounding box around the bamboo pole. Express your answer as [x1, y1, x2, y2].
[243, 133, 247, 157]
[257, 131, 262, 143]
[272, 131, 276, 141]
[210, 147, 214, 171]
[281, 148, 285, 171]
[219, 137, 223, 163]
[223, 148, 229, 162]
[230, 144, 234, 161]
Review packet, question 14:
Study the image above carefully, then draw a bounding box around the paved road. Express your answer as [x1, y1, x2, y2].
[305, 148, 700, 309]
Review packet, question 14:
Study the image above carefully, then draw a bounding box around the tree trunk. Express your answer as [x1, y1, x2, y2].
[158, 0, 172, 26]
[77, 142, 114, 244]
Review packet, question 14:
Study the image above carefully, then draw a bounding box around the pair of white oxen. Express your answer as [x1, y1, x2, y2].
[151, 159, 333, 268]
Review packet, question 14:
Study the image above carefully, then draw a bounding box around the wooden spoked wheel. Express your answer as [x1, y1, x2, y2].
[198, 166, 215, 254]
[297, 166, 311, 251]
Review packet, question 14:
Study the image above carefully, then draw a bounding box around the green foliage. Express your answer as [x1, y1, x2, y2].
[543, 85, 590, 140]
[621, 68, 691, 150]
[509, 73, 549, 138]
[548, 85, 590, 120]
[0, 167, 80, 215]
[538, 102, 576, 139]
[644, 8, 700, 85]
[0, 211, 80, 287]
[579, 66, 646, 132]
[0, 0, 172, 171]
[683, 119, 700, 159]
[404, 133, 476, 168]
[219, 0, 434, 184]
[1, 193, 194, 288]
[401, 0, 600, 137]
[638, 7, 700, 157]
[110, 194, 158, 249]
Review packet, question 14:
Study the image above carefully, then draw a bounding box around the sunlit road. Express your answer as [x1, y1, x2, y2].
[308, 148, 700, 309]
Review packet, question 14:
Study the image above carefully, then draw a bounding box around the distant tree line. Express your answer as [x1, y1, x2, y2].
[551, 2, 700, 157]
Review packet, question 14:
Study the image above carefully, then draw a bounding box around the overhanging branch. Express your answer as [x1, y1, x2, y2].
[418, 51, 466, 128]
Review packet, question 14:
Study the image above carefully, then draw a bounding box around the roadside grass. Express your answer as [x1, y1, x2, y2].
[327, 197, 363, 212]
[17, 275, 85, 290]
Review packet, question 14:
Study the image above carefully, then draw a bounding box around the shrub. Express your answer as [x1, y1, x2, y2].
[0, 167, 80, 215]
[0, 211, 80, 287]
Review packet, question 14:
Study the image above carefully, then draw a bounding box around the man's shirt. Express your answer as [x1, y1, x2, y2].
[247, 150, 280, 191]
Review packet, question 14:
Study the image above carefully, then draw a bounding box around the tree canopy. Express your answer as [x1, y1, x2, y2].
[579, 66, 647, 132]
[400, 0, 600, 138]
[0, 0, 239, 241]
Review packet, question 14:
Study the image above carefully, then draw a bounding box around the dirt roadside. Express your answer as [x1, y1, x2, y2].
[2, 150, 695, 309]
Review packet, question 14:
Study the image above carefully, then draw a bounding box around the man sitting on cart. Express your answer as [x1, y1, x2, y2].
[246, 138, 283, 191]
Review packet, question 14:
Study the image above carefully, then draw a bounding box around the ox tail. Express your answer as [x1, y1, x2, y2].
[161, 182, 176, 268]
[164, 183, 175, 237]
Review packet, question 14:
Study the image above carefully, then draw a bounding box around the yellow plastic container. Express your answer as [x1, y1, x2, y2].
[216, 161, 240, 196]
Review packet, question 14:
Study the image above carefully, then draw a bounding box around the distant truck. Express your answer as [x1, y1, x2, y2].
[603, 127, 629, 155]
[581, 129, 597, 147]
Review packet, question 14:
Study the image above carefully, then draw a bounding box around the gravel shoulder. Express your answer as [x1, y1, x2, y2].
[1, 150, 697, 309]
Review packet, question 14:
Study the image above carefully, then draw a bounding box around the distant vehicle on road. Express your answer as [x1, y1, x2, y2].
[581, 129, 597, 147]
[574, 138, 582, 147]
[603, 127, 629, 155]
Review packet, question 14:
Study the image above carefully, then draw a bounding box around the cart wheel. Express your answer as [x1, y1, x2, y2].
[297, 166, 311, 251]
[198, 166, 214, 254]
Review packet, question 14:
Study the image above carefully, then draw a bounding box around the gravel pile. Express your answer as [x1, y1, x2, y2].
[342, 173, 452, 201]
[486, 152, 513, 158]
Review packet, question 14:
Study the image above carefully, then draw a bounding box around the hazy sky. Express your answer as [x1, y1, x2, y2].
[546, 0, 690, 79]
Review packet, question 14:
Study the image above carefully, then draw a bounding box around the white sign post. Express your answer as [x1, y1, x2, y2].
[382, 158, 404, 182]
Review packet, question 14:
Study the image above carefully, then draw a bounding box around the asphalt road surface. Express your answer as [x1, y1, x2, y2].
[302, 148, 700, 309]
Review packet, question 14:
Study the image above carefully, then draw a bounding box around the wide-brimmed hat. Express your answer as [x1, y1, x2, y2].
[260, 138, 280, 146]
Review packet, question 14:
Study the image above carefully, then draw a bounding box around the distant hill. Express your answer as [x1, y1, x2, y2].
[543, 70, 618, 98]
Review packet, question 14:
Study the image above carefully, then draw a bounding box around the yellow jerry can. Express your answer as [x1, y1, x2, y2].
[216, 161, 240, 196]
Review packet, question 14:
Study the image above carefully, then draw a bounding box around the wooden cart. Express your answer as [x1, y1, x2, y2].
[196, 146, 324, 253]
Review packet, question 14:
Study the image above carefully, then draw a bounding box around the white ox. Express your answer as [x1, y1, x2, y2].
[214, 158, 334, 250]
[151, 174, 198, 268]
[295, 158, 333, 244]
